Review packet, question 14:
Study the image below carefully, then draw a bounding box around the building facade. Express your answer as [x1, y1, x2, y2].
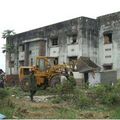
[6, 11, 120, 79]
[98, 12, 120, 79]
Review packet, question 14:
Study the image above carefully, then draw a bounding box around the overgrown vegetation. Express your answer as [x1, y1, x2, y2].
[50, 79, 120, 118]
[1, 79, 120, 118]
[89, 83, 120, 105]
[0, 88, 9, 99]
[51, 79, 120, 107]
[0, 88, 15, 118]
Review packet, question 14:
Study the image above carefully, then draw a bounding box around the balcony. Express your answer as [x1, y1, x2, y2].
[67, 44, 79, 56]
[50, 47, 59, 57]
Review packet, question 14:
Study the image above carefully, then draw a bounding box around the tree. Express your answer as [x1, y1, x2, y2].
[2, 30, 16, 39]
[2, 30, 16, 74]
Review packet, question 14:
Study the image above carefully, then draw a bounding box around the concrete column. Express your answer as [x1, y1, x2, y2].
[24, 43, 29, 66]
[39, 40, 46, 56]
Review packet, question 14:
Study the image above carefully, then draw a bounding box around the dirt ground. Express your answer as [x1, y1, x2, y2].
[12, 96, 71, 119]
[11, 95, 110, 119]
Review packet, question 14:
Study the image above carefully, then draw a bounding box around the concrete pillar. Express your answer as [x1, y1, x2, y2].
[39, 40, 46, 56]
[24, 43, 29, 66]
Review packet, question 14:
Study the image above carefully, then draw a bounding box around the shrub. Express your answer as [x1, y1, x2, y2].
[89, 83, 120, 105]
[55, 76, 76, 95]
[101, 92, 119, 105]
[90, 84, 106, 98]
[72, 87, 92, 109]
[111, 107, 120, 119]
[0, 88, 9, 99]
[51, 76, 76, 104]
[0, 89, 15, 112]
[51, 96, 63, 104]
[113, 79, 120, 93]
[67, 76, 76, 88]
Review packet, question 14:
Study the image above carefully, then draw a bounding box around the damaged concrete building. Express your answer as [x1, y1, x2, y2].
[5, 11, 120, 80]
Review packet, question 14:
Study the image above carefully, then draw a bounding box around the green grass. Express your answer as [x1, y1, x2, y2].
[56, 107, 79, 119]
[1, 86, 120, 119]
[0, 106, 14, 118]
[110, 106, 120, 119]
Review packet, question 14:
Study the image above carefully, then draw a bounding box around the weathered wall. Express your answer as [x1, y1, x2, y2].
[5, 11, 120, 83]
[100, 71, 117, 84]
[98, 12, 120, 74]
[80, 17, 98, 63]
[6, 36, 46, 74]
[46, 17, 98, 64]
[88, 71, 117, 86]
[6, 16, 99, 75]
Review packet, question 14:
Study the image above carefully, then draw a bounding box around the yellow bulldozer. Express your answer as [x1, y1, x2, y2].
[19, 56, 71, 91]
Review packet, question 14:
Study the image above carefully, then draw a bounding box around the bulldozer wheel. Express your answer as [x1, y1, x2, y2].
[50, 74, 61, 88]
[20, 77, 30, 92]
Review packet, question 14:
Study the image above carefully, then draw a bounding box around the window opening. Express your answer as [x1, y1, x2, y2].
[104, 33, 112, 44]
[103, 64, 112, 70]
[54, 58, 58, 65]
[71, 34, 77, 44]
[31, 58, 33, 66]
[51, 38, 58, 45]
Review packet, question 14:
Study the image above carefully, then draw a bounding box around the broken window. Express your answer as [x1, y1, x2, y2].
[51, 37, 58, 46]
[71, 34, 77, 44]
[104, 33, 112, 44]
[68, 34, 77, 44]
[103, 64, 112, 70]
[67, 34, 77, 44]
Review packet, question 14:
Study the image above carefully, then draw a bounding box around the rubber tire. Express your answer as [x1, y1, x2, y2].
[50, 75, 61, 88]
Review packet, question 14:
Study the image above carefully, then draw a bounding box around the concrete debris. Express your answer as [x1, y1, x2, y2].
[25, 95, 55, 102]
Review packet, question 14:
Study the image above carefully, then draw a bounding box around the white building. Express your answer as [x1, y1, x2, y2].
[6, 11, 120, 80]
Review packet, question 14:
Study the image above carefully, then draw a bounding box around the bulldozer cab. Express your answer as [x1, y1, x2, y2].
[19, 66, 33, 82]
[35, 56, 57, 71]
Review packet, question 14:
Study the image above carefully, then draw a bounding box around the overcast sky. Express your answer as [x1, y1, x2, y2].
[0, 0, 120, 71]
